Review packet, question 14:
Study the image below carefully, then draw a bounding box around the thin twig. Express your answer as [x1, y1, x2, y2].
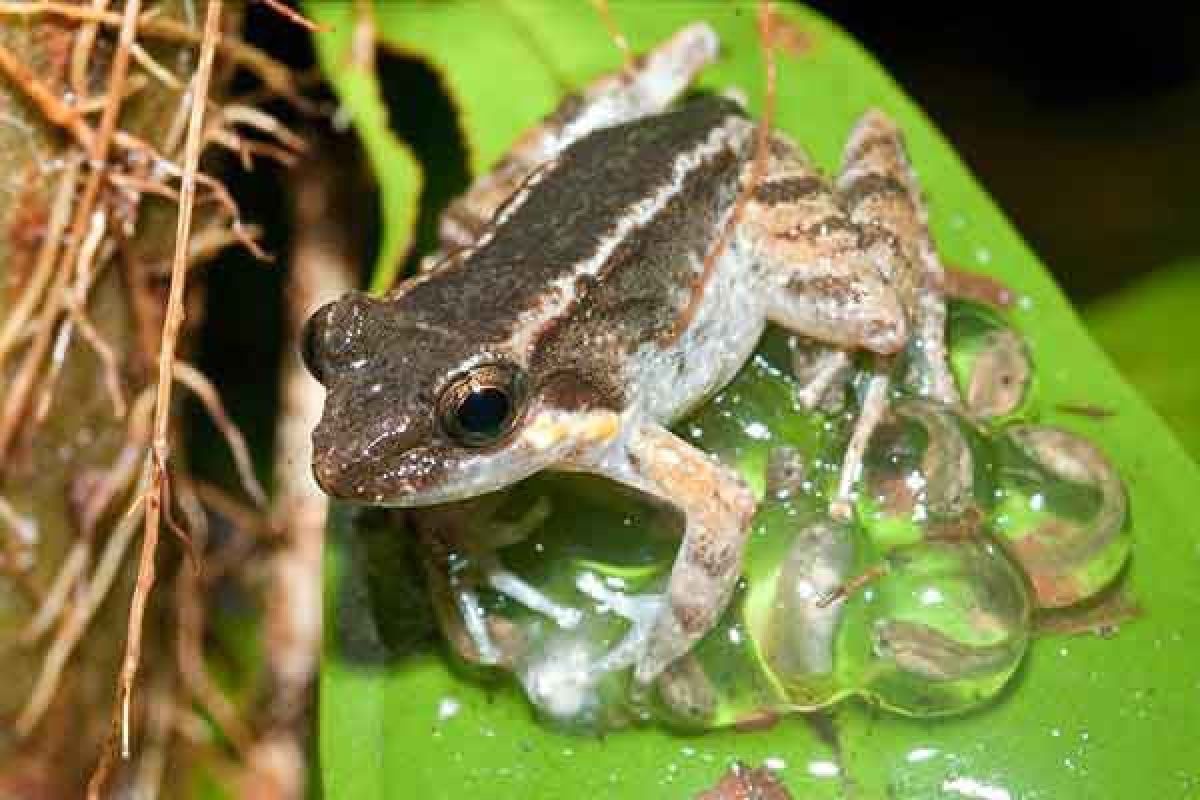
[113, 0, 221, 768]
[670, 1, 777, 341]
[16, 477, 148, 737]
[31, 211, 112, 426]
[0, 160, 79, 372]
[0, 1, 297, 97]
[174, 494, 254, 755]
[129, 679, 176, 800]
[173, 362, 267, 507]
[254, 0, 329, 33]
[70, 0, 111, 97]
[223, 104, 307, 153]
[589, 0, 633, 72]
[23, 389, 153, 644]
[0, 495, 36, 552]
[61, 210, 128, 419]
[0, 41, 97, 149]
[74, 73, 149, 113]
[131, 41, 183, 89]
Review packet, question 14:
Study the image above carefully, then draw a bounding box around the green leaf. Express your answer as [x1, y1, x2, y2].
[1085, 259, 1200, 460]
[315, 3, 1200, 798]
[307, 1, 422, 293]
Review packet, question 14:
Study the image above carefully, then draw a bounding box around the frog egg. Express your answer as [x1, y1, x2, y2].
[946, 301, 1036, 422]
[834, 538, 1032, 717]
[854, 400, 994, 551]
[512, 608, 648, 732]
[754, 518, 860, 709]
[679, 327, 848, 499]
[988, 424, 1131, 608]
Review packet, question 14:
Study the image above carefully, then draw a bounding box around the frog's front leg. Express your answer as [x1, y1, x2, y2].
[593, 422, 757, 686]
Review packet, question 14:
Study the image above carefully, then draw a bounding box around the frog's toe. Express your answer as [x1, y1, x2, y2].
[485, 562, 583, 630]
[575, 572, 664, 675]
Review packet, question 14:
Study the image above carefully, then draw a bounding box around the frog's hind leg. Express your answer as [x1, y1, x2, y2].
[427, 23, 720, 266]
[743, 132, 908, 355]
[838, 109, 960, 405]
[739, 132, 906, 517]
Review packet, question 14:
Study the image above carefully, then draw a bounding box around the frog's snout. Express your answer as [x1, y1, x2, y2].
[310, 410, 438, 505]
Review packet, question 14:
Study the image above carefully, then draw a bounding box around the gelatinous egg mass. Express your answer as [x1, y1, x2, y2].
[415, 304, 1132, 731]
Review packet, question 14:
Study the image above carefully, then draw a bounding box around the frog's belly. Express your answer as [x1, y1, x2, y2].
[628, 241, 767, 424]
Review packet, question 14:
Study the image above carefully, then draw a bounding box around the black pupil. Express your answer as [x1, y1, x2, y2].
[456, 386, 511, 439]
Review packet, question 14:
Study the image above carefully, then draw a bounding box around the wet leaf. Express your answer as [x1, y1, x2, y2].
[311, 2, 1200, 798]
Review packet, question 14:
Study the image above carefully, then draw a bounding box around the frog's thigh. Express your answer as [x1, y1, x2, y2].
[838, 110, 959, 404]
[430, 23, 720, 260]
[742, 134, 906, 355]
[622, 423, 756, 685]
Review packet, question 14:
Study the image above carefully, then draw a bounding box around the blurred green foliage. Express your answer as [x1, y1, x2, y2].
[1085, 260, 1200, 461]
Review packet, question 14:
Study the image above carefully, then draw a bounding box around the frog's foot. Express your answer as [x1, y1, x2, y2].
[575, 572, 664, 675]
[447, 560, 583, 668]
[482, 558, 584, 631]
[450, 583, 504, 666]
[793, 345, 853, 412]
[831, 371, 891, 520]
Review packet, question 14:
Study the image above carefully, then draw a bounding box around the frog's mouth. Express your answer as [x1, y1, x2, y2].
[310, 437, 555, 509]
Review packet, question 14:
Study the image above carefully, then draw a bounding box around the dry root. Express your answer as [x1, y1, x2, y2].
[0, 0, 314, 796]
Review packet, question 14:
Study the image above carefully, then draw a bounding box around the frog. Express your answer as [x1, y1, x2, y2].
[302, 22, 965, 690]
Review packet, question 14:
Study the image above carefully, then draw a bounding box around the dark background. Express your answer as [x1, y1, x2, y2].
[806, 2, 1200, 300]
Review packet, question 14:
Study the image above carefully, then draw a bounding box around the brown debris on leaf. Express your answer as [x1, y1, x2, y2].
[1035, 591, 1141, 638]
[695, 761, 794, 800]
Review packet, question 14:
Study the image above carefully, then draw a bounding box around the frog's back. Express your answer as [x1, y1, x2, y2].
[394, 96, 755, 409]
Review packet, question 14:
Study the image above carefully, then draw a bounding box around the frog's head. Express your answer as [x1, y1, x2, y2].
[302, 291, 601, 506]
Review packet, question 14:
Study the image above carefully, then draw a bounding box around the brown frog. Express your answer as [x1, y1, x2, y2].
[302, 23, 958, 688]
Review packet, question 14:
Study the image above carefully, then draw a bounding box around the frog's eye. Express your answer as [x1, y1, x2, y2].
[438, 362, 526, 448]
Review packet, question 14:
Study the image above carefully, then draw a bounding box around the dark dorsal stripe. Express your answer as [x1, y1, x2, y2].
[394, 97, 748, 341]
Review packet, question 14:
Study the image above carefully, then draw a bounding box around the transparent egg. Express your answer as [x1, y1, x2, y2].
[854, 400, 994, 551]
[947, 301, 1035, 422]
[989, 424, 1131, 608]
[835, 537, 1032, 716]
